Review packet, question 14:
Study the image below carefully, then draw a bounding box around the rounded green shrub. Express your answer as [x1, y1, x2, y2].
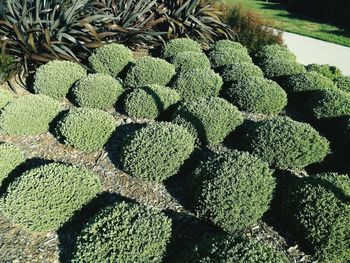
[89, 43, 133, 77]
[0, 89, 13, 109]
[283, 71, 336, 93]
[286, 173, 350, 263]
[210, 40, 246, 52]
[72, 73, 124, 109]
[305, 63, 343, 80]
[124, 57, 175, 88]
[334, 76, 350, 93]
[307, 88, 350, 119]
[171, 51, 211, 72]
[176, 235, 290, 263]
[72, 201, 172, 263]
[221, 61, 264, 83]
[208, 48, 252, 69]
[255, 44, 297, 62]
[171, 68, 223, 101]
[120, 122, 195, 182]
[123, 85, 180, 119]
[224, 76, 287, 115]
[173, 97, 243, 145]
[34, 60, 87, 99]
[192, 149, 275, 233]
[56, 107, 116, 152]
[243, 117, 330, 169]
[1, 163, 101, 232]
[0, 94, 61, 136]
[162, 38, 202, 59]
[0, 144, 25, 185]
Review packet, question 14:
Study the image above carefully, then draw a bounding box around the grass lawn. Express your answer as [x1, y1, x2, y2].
[223, 0, 350, 47]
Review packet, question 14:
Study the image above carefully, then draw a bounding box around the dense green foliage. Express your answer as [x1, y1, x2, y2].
[124, 57, 175, 88]
[72, 201, 172, 263]
[308, 89, 350, 119]
[334, 76, 350, 93]
[72, 73, 124, 109]
[33, 60, 86, 99]
[89, 44, 133, 77]
[221, 61, 264, 83]
[0, 54, 18, 83]
[283, 71, 336, 93]
[120, 122, 195, 182]
[208, 48, 252, 68]
[305, 63, 343, 80]
[0, 94, 61, 136]
[162, 38, 202, 59]
[0, 144, 24, 185]
[171, 52, 211, 72]
[210, 40, 246, 52]
[243, 117, 330, 169]
[1, 163, 101, 232]
[173, 97, 243, 145]
[0, 89, 13, 109]
[123, 85, 180, 119]
[171, 69, 223, 101]
[176, 235, 290, 263]
[56, 107, 116, 152]
[224, 76, 287, 114]
[286, 173, 350, 263]
[192, 150, 275, 233]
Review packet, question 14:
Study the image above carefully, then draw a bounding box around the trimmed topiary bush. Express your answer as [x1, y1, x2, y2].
[173, 97, 243, 145]
[0, 89, 13, 109]
[1, 163, 101, 232]
[0, 144, 25, 185]
[171, 52, 211, 72]
[34, 60, 87, 99]
[162, 38, 202, 59]
[286, 173, 350, 263]
[221, 61, 264, 83]
[0, 94, 61, 136]
[305, 63, 343, 80]
[125, 57, 175, 88]
[307, 89, 350, 119]
[56, 107, 116, 152]
[210, 40, 246, 52]
[123, 85, 180, 119]
[72, 201, 172, 263]
[224, 76, 287, 115]
[89, 43, 133, 77]
[72, 73, 124, 109]
[255, 44, 296, 62]
[334, 76, 350, 93]
[120, 122, 195, 182]
[192, 149, 275, 233]
[171, 68, 223, 101]
[208, 48, 252, 69]
[176, 235, 290, 263]
[243, 117, 330, 169]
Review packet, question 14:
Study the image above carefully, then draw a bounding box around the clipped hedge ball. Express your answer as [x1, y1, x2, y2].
[173, 97, 243, 145]
[72, 73, 124, 109]
[56, 107, 116, 152]
[192, 150, 275, 233]
[171, 68, 223, 101]
[1, 163, 101, 232]
[89, 43, 133, 77]
[334, 76, 350, 93]
[0, 90, 13, 109]
[177, 235, 290, 263]
[0, 94, 61, 136]
[283, 71, 336, 93]
[308, 88, 350, 119]
[0, 144, 25, 185]
[243, 117, 330, 169]
[72, 201, 172, 263]
[221, 61, 264, 83]
[125, 57, 175, 88]
[120, 122, 195, 182]
[34, 60, 86, 99]
[210, 40, 246, 52]
[305, 63, 343, 80]
[255, 44, 297, 62]
[123, 85, 180, 119]
[162, 38, 202, 59]
[224, 76, 287, 115]
[286, 173, 350, 263]
[208, 48, 252, 69]
[171, 51, 211, 72]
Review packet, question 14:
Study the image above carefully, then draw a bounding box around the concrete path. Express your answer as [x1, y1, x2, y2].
[282, 31, 350, 76]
